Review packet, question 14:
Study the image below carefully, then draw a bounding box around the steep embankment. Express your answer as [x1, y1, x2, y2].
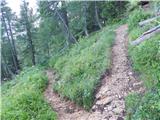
[48, 25, 115, 110]
[126, 8, 160, 120]
[1, 67, 57, 120]
[44, 24, 145, 120]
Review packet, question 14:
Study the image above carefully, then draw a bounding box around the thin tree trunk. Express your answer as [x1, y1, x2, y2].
[139, 15, 160, 27]
[54, 2, 77, 44]
[95, 1, 102, 29]
[23, 1, 36, 65]
[6, 15, 20, 70]
[26, 26, 36, 65]
[46, 41, 50, 58]
[1, 53, 14, 79]
[131, 25, 160, 45]
[83, 2, 89, 36]
[2, 13, 18, 72]
[56, 9, 76, 44]
[46, 36, 50, 58]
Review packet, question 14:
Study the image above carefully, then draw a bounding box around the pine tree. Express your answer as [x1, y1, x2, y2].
[1, 0, 20, 79]
[18, 0, 36, 65]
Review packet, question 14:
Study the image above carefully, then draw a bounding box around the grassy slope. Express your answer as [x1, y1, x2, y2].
[1, 67, 57, 120]
[49, 25, 117, 110]
[126, 8, 160, 120]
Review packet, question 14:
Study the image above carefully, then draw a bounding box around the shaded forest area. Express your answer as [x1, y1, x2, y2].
[1, 0, 127, 80]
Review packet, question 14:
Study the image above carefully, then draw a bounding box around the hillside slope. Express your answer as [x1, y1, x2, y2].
[49, 25, 116, 110]
[45, 24, 145, 120]
[126, 8, 160, 120]
[1, 67, 57, 120]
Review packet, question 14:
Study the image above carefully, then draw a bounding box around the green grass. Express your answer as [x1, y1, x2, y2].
[127, 8, 150, 31]
[1, 67, 57, 120]
[49, 25, 117, 110]
[126, 8, 160, 120]
[126, 34, 160, 120]
[129, 35, 160, 88]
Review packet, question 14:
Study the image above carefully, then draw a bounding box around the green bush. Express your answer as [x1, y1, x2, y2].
[128, 27, 144, 41]
[126, 7, 160, 120]
[49, 25, 116, 110]
[129, 34, 160, 88]
[1, 67, 57, 120]
[127, 35, 160, 120]
[126, 89, 160, 120]
[128, 8, 150, 31]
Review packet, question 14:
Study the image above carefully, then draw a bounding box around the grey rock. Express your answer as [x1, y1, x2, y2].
[108, 106, 113, 111]
[96, 97, 113, 106]
[112, 107, 123, 114]
[117, 116, 124, 120]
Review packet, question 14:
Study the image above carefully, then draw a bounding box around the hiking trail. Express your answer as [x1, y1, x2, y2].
[44, 24, 145, 120]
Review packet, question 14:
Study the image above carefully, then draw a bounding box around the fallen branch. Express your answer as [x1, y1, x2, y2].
[131, 25, 160, 46]
[139, 15, 160, 27]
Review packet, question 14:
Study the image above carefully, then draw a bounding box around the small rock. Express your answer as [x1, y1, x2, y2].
[108, 106, 113, 111]
[65, 107, 74, 113]
[96, 93, 101, 100]
[96, 97, 113, 106]
[112, 104, 117, 109]
[104, 114, 112, 119]
[109, 116, 117, 120]
[107, 91, 112, 96]
[113, 107, 123, 114]
[108, 114, 112, 118]
[118, 95, 122, 100]
[123, 92, 127, 97]
[117, 116, 124, 120]
[128, 72, 132, 75]
[133, 82, 143, 87]
[92, 105, 97, 112]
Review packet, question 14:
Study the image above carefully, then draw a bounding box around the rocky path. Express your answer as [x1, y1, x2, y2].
[44, 24, 145, 120]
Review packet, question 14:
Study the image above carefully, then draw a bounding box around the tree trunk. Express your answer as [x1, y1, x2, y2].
[83, 2, 89, 36]
[26, 25, 36, 65]
[1, 53, 14, 79]
[95, 1, 102, 29]
[60, 1, 76, 43]
[46, 34, 50, 58]
[138, 15, 160, 27]
[2, 13, 18, 73]
[55, 2, 77, 44]
[6, 15, 20, 70]
[23, 1, 36, 65]
[131, 25, 160, 45]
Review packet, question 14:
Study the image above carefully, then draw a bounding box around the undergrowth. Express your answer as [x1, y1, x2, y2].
[1, 67, 57, 120]
[126, 7, 160, 120]
[127, 8, 150, 32]
[49, 25, 116, 110]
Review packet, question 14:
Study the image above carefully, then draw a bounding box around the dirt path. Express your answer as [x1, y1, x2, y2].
[44, 25, 145, 120]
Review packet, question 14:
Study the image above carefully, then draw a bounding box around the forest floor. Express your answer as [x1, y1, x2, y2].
[44, 24, 145, 120]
